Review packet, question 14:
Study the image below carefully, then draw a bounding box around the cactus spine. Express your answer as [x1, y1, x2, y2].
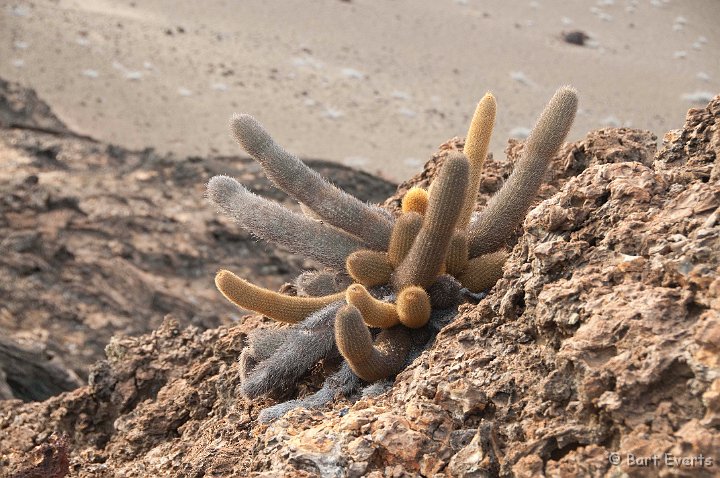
[393, 153, 469, 290]
[346, 250, 394, 287]
[334, 305, 411, 382]
[387, 212, 423, 268]
[215, 270, 344, 323]
[458, 92, 496, 229]
[401, 187, 429, 215]
[396, 286, 432, 328]
[231, 114, 394, 250]
[446, 232, 469, 277]
[207, 175, 363, 271]
[457, 250, 508, 293]
[346, 284, 400, 328]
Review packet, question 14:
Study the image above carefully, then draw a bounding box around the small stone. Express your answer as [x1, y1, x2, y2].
[563, 30, 589, 46]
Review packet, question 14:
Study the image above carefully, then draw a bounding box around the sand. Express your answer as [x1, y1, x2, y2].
[1, 0, 718, 181]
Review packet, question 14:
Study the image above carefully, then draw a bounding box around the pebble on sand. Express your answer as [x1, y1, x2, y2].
[292, 56, 324, 70]
[509, 126, 531, 139]
[563, 30, 589, 46]
[681, 91, 715, 104]
[341, 68, 364, 79]
[398, 107, 416, 118]
[402, 158, 422, 168]
[600, 115, 621, 127]
[672, 16, 688, 31]
[590, 6, 612, 22]
[178, 87, 193, 97]
[82, 69, 99, 78]
[343, 156, 369, 167]
[10, 5, 31, 17]
[510, 71, 532, 86]
[323, 107, 343, 119]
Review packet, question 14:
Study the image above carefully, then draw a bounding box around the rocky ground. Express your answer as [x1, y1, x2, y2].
[0, 80, 718, 477]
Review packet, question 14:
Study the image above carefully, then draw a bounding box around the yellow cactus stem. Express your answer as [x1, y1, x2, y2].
[467, 87, 578, 257]
[446, 232, 469, 277]
[387, 211, 423, 268]
[457, 250, 508, 293]
[215, 269, 345, 323]
[335, 304, 411, 382]
[346, 250, 394, 287]
[393, 153, 469, 290]
[401, 187, 429, 215]
[396, 286, 432, 328]
[346, 284, 400, 328]
[459, 92, 497, 229]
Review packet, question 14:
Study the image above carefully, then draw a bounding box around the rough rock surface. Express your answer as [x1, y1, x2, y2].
[0, 78, 70, 134]
[1, 83, 718, 477]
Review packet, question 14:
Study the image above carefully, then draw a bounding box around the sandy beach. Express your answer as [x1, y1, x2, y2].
[2, 0, 719, 181]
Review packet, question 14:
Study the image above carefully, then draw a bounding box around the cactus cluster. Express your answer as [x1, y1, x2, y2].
[206, 86, 578, 421]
